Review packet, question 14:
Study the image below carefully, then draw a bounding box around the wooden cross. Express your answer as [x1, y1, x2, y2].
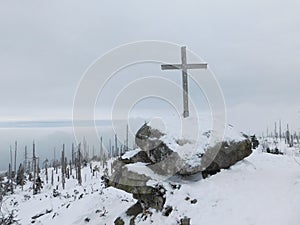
[161, 46, 208, 118]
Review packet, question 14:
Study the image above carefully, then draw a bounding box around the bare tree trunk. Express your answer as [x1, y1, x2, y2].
[100, 137, 103, 168]
[51, 169, 54, 186]
[0, 181, 3, 212]
[10, 146, 12, 176]
[274, 122, 277, 140]
[109, 139, 111, 159]
[64, 157, 67, 176]
[110, 162, 113, 175]
[92, 145, 95, 160]
[61, 144, 65, 189]
[14, 141, 17, 179]
[8, 163, 13, 194]
[37, 157, 40, 177]
[69, 160, 72, 176]
[83, 137, 87, 162]
[126, 124, 129, 152]
[45, 161, 48, 184]
[24, 146, 28, 173]
[78, 143, 82, 185]
[115, 134, 118, 157]
[279, 120, 282, 140]
[75, 154, 78, 180]
[287, 124, 291, 146]
[66, 167, 70, 179]
[72, 143, 75, 166]
[54, 147, 57, 174]
[33, 141, 36, 195]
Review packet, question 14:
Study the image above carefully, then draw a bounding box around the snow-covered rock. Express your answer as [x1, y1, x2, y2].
[105, 117, 253, 224]
[134, 116, 252, 176]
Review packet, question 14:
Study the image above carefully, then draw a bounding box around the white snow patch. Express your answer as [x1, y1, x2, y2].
[121, 149, 141, 159]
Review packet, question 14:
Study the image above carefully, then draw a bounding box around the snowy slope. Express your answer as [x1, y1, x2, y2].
[145, 150, 300, 225]
[2, 149, 300, 225]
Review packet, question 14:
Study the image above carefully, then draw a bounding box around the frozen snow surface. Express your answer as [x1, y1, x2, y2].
[2, 147, 300, 225]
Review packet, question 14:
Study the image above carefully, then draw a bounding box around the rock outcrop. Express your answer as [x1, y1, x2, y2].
[135, 123, 184, 175]
[134, 123, 253, 177]
[107, 120, 253, 224]
[201, 140, 252, 178]
[104, 159, 166, 212]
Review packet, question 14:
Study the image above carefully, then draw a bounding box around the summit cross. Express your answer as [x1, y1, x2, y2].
[161, 46, 208, 118]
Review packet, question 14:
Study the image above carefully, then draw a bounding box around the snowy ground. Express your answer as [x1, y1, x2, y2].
[154, 150, 300, 225]
[1, 148, 300, 225]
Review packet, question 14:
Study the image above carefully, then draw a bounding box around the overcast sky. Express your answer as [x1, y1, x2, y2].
[0, 0, 300, 134]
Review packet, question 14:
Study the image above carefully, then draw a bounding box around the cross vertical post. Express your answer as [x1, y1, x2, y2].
[181, 46, 189, 118]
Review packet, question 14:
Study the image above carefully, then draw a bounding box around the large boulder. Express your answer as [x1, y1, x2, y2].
[134, 120, 252, 177]
[135, 123, 173, 163]
[135, 123, 184, 175]
[104, 160, 166, 211]
[201, 140, 252, 178]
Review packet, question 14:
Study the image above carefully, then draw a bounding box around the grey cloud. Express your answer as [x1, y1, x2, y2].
[0, 0, 299, 133]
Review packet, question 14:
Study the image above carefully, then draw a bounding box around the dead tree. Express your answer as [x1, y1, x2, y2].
[69, 160, 72, 176]
[0, 180, 3, 212]
[37, 157, 40, 177]
[75, 156, 78, 180]
[100, 137, 103, 168]
[109, 139, 111, 159]
[126, 124, 129, 152]
[65, 157, 68, 179]
[71, 143, 75, 166]
[66, 167, 70, 180]
[51, 169, 54, 186]
[16, 163, 25, 190]
[115, 134, 118, 157]
[83, 137, 88, 162]
[64, 157, 67, 176]
[286, 124, 291, 146]
[45, 160, 48, 184]
[54, 147, 57, 175]
[92, 145, 95, 160]
[33, 141, 36, 195]
[14, 141, 17, 179]
[24, 146, 28, 173]
[8, 163, 13, 194]
[279, 120, 282, 140]
[77, 143, 82, 185]
[10, 146, 12, 177]
[61, 144, 65, 190]
[274, 122, 277, 140]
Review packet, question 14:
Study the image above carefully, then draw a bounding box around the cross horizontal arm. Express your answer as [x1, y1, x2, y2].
[161, 63, 208, 70]
[161, 64, 182, 70]
[185, 63, 208, 69]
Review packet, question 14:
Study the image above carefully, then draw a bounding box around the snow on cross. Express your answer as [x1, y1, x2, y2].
[161, 46, 208, 118]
